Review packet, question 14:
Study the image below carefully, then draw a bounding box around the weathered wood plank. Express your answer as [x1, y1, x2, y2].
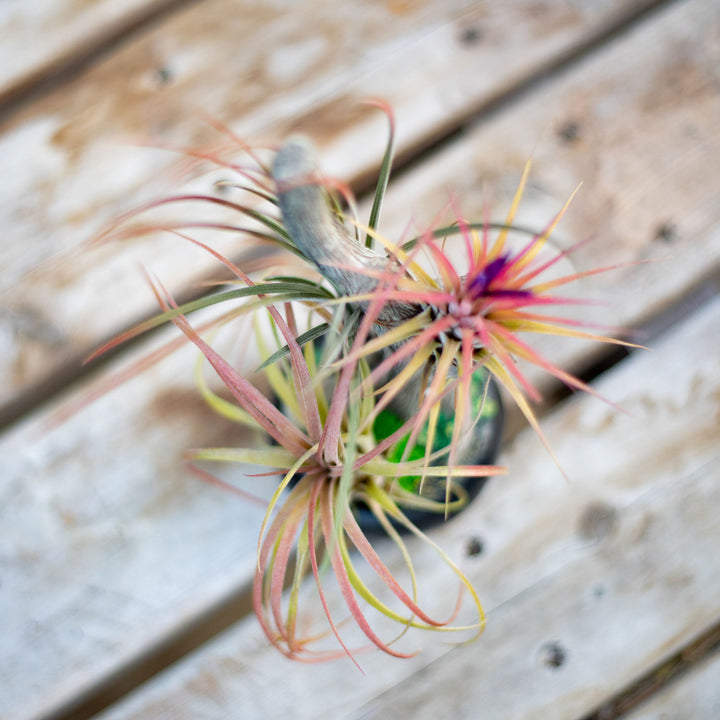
[2, 1, 719, 718]
[0, 0, 664, 414]
[624, 652, 720, 720]
[0, 1, 185, 106]
[91, 291, 720, 720]
[0, 327, 272, 720]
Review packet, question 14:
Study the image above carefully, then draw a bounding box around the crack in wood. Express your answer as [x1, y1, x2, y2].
[581, 619, 720, 720]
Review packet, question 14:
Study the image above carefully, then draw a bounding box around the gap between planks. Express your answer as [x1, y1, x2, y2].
[361, 0, 676, 196]
[0, 0, 674, 432]
[582, 619, 720, 719]
[30, 579, 255, 720]
[622, 644, 720, 719]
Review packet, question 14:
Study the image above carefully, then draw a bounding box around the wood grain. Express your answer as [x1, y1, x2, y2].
[2, 1, 718, 719]
[0, 0, 663, 414]
[0, 1, 191, 107]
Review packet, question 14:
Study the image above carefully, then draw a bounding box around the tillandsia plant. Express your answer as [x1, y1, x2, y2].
[147, 272, 499, 661]
[86, 101, 636, 662]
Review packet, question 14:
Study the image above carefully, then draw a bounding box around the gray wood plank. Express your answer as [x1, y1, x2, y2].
[2, 1, 719, 718]
[0, 1, 177, 104]
[91, 289, 720, 720]
[0, 327, 270, 720]
[0, 0, 662, 412]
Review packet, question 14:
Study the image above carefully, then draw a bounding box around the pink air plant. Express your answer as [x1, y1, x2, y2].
[268, 119, 639, 488]
[143, 260, 500, 662]
[324, 165, 641, 472]
[75, 101, 637, 664]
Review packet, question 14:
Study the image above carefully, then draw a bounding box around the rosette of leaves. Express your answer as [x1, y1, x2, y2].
[142, 256, 501, 661]
[83, 102, 636, 661]
[267, 108, 639, 472]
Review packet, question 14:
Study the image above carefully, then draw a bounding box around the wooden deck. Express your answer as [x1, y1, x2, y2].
[1, 1, 719, 719]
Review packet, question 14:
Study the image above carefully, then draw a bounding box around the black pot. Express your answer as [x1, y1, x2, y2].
[355, 366, 504, 533]
[280, 357, 504, 533]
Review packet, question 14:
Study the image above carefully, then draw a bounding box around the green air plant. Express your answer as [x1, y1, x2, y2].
[86, 102, 634, 662]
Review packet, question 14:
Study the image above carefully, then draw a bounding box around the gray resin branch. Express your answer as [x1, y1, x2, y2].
[272, 137, 416, 327]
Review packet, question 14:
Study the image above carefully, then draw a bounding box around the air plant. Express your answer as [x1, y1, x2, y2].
[84, 101, 634, 662]
[145, 265, 500, 661]
[85, 121, 504, 659]
[269, 112, 637, 481]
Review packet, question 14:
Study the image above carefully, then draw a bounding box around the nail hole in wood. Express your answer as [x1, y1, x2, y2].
[459, 26, 483, 46]
[578, 502, 617, 542]
[154, 67, 173, 86]
[557, 120, 581, 144]
[465, 536, 484, 557]
[654, 221, 678, 243]
[540, 641, 567, 669]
